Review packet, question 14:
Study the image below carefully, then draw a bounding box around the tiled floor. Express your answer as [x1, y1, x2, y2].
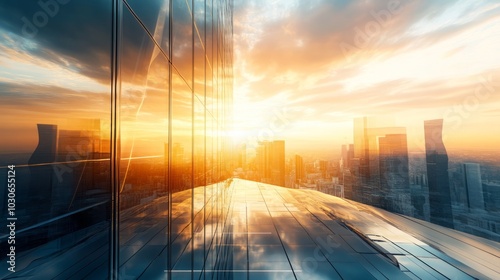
[2, 179, 499, 279]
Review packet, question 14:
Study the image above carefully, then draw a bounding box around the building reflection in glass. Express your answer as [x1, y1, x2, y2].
[27, 124, 57, 226]
[0, 0, 232, 277]
[424, 119, 454, 228]
[350, 117, 411, 215]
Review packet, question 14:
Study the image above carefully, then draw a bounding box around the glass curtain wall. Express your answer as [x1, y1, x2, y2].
[0, 0, 233, 278]
[117, 0, 233, 278]
[0, 1, 113, 278]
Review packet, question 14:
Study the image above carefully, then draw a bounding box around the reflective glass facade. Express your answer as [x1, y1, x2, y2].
[0, 0, 233, 278]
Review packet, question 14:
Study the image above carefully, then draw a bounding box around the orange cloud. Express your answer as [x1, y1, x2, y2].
[233, 0, 500, 153]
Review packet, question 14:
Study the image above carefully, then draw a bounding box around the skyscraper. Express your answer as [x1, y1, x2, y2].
[319, 160, 328, 179]
[272, 140, 286, 186]
[352, 116, 406, 208]
[379, 133, 411, 215]
[27, 124, 58, 225]
[462, 163, 485, 210]
[256, 141, 271, 183]
[366, 126, 406, 187]
[341, 143, 354, 170]
[424, 119, 454, 228]
[295, 154, 305, 184]
[353, 117, 369, 183]
[256, 140, 285, 187]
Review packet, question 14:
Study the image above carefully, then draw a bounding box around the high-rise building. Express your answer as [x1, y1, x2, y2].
[340, 144, 355, 199]
[378, 133, 411, 215]
[342, 143, 355, 171]
[256, 141, 271, 183]
[319, 160, 328, 178]
[462, 163, 485, 210]
[352, 117, 406, 208]
[365, 126, 406, 186]
[256, 140, 285, 187]
[271, 140, 285, 187]
[53, 120, 105, 217]
[353, 117, 369, 182]
[341, 144, 348, 167]
[27, 124, 58, 225]
[295, 154, 305, 184]
[424, 119, 454, 228]
[348, 144, 354, 168]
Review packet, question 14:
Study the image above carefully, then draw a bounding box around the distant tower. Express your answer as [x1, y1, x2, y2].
[256, 140, 285, 187]
[256, 141, 271, 183]
[319, 160, 328, 179]
[28, 124, 58, 224]
[295, 154, 304, 184]
[347, 144, 354, 169]
[271, 140, 285, 187]
[462, 163, 484, 210]
[341, 145, 348, 170]
[353, 117, 369, 183]
[379, 133, 411, 215]
[424, 119, 453, 228]
[29, 124, 58, 164]
[54, 121, 102, 214]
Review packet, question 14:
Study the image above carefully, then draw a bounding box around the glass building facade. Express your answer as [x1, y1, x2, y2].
[0, 0, 233, 278]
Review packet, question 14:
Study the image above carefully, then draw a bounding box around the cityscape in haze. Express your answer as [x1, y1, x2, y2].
[234, 116, 500, 241]
[1, 0, 500, 278]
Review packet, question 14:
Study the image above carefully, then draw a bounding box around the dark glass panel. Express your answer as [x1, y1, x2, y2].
[0, 0, 111, 277]
[170, 71, 193, 271]
[124, 0, 170, 55]
[172, 0, 194, 85]
[118, 6, 169, 278]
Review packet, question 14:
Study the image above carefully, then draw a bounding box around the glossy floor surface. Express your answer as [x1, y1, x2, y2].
[2, 179, 500, 279]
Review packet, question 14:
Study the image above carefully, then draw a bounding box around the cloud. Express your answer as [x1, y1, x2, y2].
[0, 1, 113, 83]
[0, 81, 110, 116]
[0, 0, 208, 86]
[236, 1, 499, 87]
[233, 0, 500, 151]
[238, 0, 500, 74]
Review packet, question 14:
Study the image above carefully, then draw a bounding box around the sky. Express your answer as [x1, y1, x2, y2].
[0, 0, 499, 159]
[231, 0, 500, 157]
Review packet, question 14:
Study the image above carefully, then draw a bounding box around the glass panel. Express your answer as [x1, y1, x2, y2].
[194, 0, 207, 104]
[193, 97, 206, 271]
[118, 6, 169, 278]
[192, 0, 207, 273]
[172, 0, 194, 85]
[168, 0, 195, 276]
[0, 0, 111, 278]
[125, 0, 170, 55]
[170, 70, 193, 271]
